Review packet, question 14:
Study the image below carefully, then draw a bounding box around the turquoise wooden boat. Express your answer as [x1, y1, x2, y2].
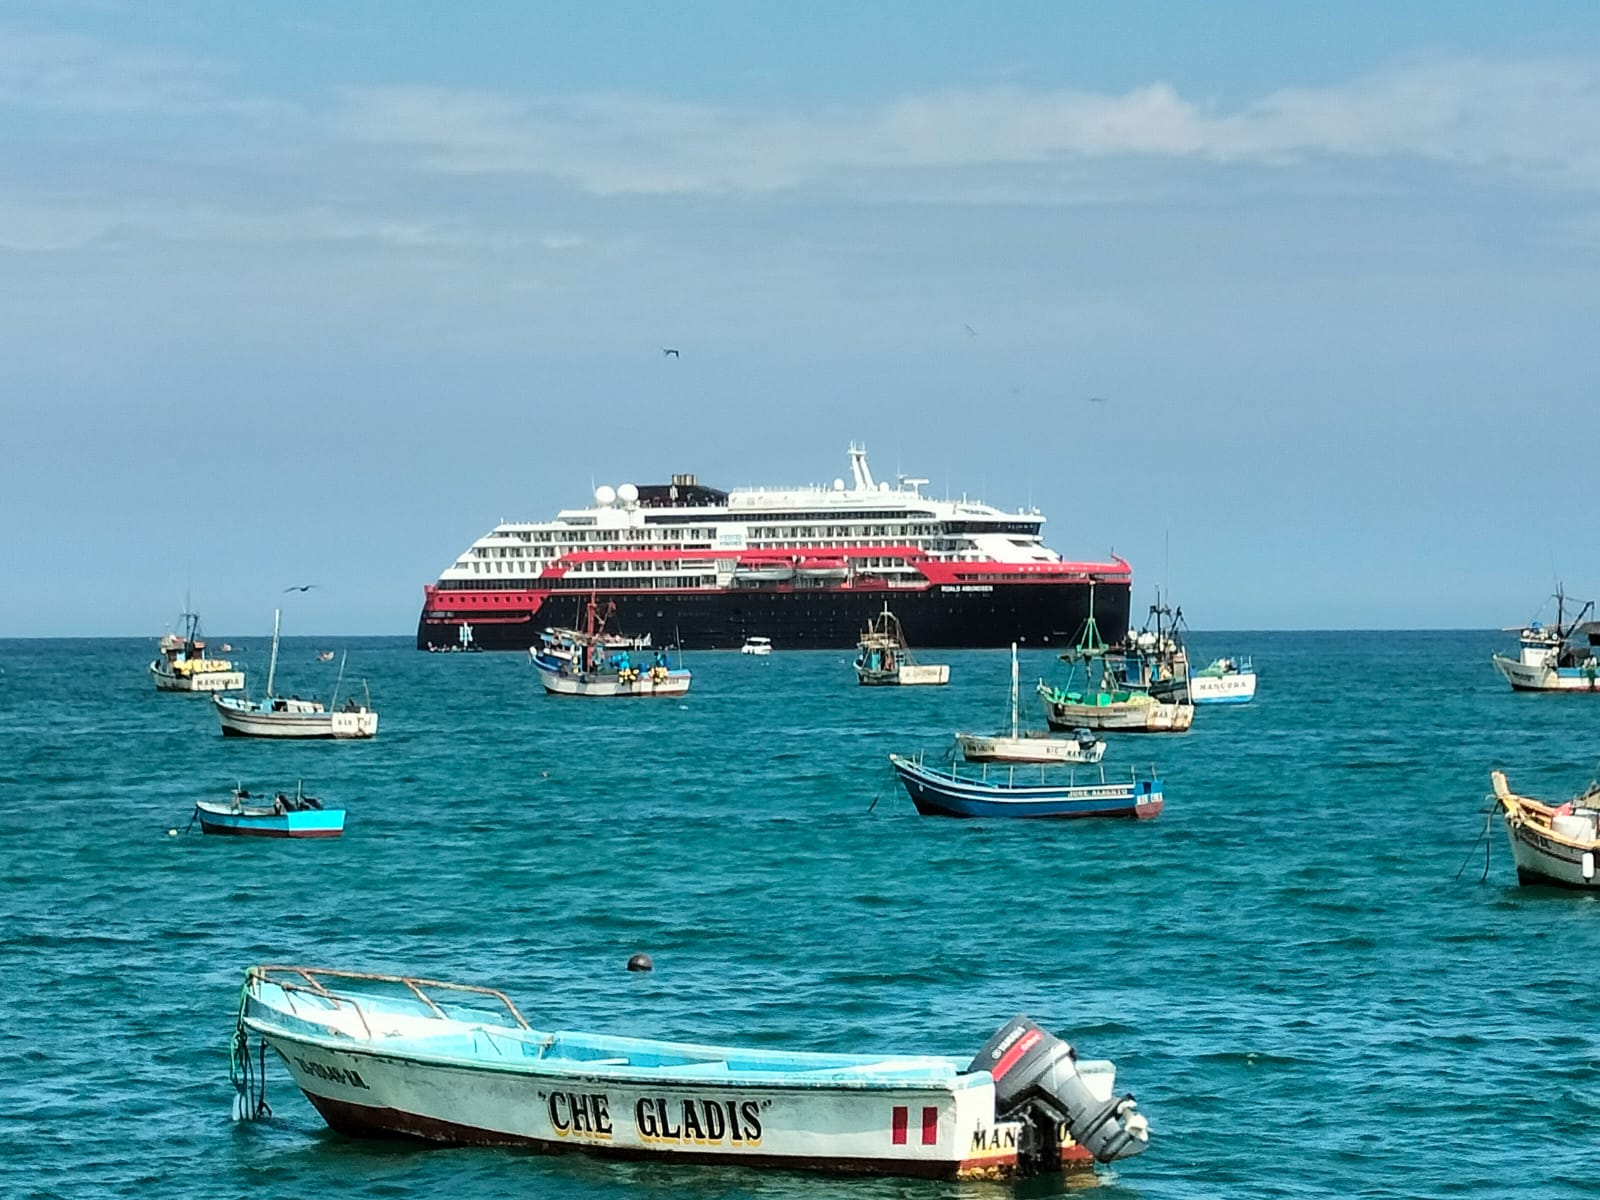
[195, 787, 345, 838]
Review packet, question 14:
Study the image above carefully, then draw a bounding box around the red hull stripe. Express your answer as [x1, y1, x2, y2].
[989, 1030, 1043, 1082]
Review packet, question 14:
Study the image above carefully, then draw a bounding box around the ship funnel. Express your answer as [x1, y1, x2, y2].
[847, 443, 875, 492]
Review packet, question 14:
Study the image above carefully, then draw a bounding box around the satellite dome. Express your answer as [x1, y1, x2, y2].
[617, 482, 639, 504]
[594, 485, 617, 506]
[833, 478, 846, 491]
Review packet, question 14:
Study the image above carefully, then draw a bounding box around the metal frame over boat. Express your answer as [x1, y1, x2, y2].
[234, 966, 1148, 1181]
[1492, 770, 1600, 888]
[889, 753, 1163, 820]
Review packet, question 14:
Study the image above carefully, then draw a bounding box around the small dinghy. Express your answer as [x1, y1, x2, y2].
[1492, 770, 1600, 888]
[195, 785, 345, 838]
[889, 753, 1162, 820]
[232, 965, 1147, 1180]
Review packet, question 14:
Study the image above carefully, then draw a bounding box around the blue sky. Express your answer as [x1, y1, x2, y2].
[3, 2, 1598, 635]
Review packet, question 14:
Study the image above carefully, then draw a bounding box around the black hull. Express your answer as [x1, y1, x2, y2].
[418, 581, 1130, 652]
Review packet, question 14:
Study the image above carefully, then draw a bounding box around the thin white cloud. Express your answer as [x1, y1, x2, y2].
[329, 56, 1600, 195]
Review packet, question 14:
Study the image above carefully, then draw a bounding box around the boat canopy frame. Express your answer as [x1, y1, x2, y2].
[247, 964, 532, 1033]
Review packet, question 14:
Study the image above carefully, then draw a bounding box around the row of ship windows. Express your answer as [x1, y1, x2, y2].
[485, 522, 996, 546]
[464, 556, 925, 575]
[470, 538, 978, 563]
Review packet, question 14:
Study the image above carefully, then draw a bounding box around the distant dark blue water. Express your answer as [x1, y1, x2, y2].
[3, 631, 1597, 1199]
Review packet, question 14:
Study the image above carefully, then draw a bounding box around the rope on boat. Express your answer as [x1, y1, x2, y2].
[229, 985, 271, 1121]
[1453, 804, 1495, 884]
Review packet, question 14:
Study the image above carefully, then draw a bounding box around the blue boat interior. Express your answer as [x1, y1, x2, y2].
[248, 975, 967, 1084]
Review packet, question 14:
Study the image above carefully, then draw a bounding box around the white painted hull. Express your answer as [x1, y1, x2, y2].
[538, 668, 692, 698]
[1042, 698, 1193, 732]
[859, 664, 949, 686]
[151, 664, 244, 692]
[1189, 672, 1256, 705]
[1491, 654, 1600, 692]
[1503, 817, 1600, 888]
[215, 697, 379, 739]
[955, 733, 1106, 764]
[252, 1031, 1055, 1178]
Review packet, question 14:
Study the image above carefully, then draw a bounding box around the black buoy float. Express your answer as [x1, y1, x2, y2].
[626, 953, 653, 973]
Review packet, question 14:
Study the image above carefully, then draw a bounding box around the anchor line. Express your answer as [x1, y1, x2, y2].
[1453, 805, 1495, 883]
[229, 988, 271, 1120]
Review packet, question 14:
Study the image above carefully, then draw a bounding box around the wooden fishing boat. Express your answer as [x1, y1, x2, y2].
[531, 596, 689, 697]
[889, 753, 1162, 820]
[150, 610, 245, 693]
[855, 606, 949, 686]
[1037, 599, 1192, 733]
[956, 644, 1105, 764]
[232, 965, 1148, 1180]
[1492, 770, 1600, 888]
[214, 610, 378, 738]
[195, 785, 345, 838]
[1491, 586, 1600, 691]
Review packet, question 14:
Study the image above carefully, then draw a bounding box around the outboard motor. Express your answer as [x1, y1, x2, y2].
[969, 1016, 1148, 1173]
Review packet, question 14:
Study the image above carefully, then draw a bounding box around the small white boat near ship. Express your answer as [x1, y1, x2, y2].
[1492, 770, 1600, 888]
[233, 965, 1148, 1180]
[956, 644, 1106, 764]
[150, 611, 244, 693]
[855, 606, 949, 686]
[740, 636, 773, 656]
[1491, 587, 1600, 692]
[214, 610, 378, 739]
[1189, 656, 1257, 705]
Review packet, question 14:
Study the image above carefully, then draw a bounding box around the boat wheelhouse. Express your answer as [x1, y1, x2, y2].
[418, 445, 1131, 651]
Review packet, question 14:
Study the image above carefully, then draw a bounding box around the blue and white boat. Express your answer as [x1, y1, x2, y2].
[889, 753, 1163, 820]
[1188, 656, 1257, 705]
[195, 786, 345, 838]
[233, 965, 1147, 1180]
[1491, 587, 1600, 692]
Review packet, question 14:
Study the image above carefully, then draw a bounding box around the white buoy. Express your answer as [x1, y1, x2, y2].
[167, 829, 178, 837]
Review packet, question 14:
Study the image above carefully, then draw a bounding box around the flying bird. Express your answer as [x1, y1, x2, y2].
[1086, 396, 1110, 404]
[283, 584, 319, 592]
[661, 347, 680, 358]
[963, 324, 978, 338]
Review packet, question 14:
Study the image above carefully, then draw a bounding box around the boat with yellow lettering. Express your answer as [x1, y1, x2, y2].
[232, 965, 1147, 1180]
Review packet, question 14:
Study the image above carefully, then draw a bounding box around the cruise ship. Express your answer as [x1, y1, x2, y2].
[416, 446, 1132, 651]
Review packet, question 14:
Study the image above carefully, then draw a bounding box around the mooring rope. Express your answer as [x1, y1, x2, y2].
[1453, 805, 1495, 883]
[229, 986, 271, 1120]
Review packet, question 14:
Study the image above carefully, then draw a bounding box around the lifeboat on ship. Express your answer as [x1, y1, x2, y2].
[795, 557, 850, 583]
[732, 559, 797, 584]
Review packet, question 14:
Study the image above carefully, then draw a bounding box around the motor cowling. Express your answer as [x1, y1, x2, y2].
[969, 1016, 1148, 1171]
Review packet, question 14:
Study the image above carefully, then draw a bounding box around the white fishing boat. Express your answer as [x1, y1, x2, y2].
[740, 636, 773, 656]
[214, 610, 378, 738]
[233, 965, 1148, 1180]
[855, 606, 949, 686]
[1188, 657, 1257, 705]
[1492, 770, 1600, 888]
[1491, 587, 1600, 691]
[531, 597, 690, 697]
[150, 610, 244, 693]
[956, 644, 1106, 764]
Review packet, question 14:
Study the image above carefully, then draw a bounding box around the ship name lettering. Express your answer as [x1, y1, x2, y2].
[970, 1126, 1018, 1152]
[292, 1057, 369, 1090]
[635, 1097, 762, 1144]
[548, 1090, 613, 1136]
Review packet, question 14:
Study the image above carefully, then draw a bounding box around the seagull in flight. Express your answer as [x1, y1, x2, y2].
[283, 584, 319, 592]
[661, 347, 680, 358]
[1086, 396, 1110, 404]
[963, 324, 978, 338]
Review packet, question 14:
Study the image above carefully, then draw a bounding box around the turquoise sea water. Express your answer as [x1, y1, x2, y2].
[3, 631, 1599, 1199]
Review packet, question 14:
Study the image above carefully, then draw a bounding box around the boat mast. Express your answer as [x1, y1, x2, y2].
[330, 650, 347, 708]
[1010, 642, 1020, 739]
[266, 608, 281, 698]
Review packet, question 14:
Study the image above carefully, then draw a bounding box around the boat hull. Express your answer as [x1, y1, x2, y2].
[214, 697, 379, 738]
[1189, 673, 1257, 705]
[1491, 654, 1600, 692]
[195, 805, 346, 838]
[419, 579, 1132, 652]
[954, 733, 1106, 764]
[1040, 697, 1193, 732]
[151, 664, 245, 693]
[890, 756, 1162, 820]
[534, 660, 692, 697]
[857, 664, 949, 687]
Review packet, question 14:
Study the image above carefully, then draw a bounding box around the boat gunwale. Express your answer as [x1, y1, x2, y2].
[1492, 772, 1600, 852]
[889, 754, 1156, 798]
